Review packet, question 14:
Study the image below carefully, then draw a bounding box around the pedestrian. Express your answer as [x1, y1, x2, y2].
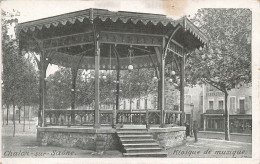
[193, 120, 198, 142]
[185, 122, 190, 137]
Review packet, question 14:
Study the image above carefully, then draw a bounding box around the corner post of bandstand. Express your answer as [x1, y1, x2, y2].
[37, 41, 49, 128]
[180, 50, 185, 126]
[71, 66, 78, 125]
[160, 37, 166, 128]
[93, 38, 101, 128]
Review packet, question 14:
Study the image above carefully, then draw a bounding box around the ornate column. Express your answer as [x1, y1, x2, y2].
[155, 38, 165, 127]
[40, 50, 48, 127]
[94, 40, 100, 128]
[116, 51, 120, 111]
[180, 52, 185, 126]
[71, 67, 78, 124]
[159, 52, 165, 127]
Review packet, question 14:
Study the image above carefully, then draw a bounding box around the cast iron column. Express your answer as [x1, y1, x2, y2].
[160, 37, 166, 127]
[160, 53, 165, 127]
[39, 48, 48, 127]
[71, 67, 78, 124]
[180, 52, 185, 126]
[94, 40, 100, 128]
[116, 54, 120, 111]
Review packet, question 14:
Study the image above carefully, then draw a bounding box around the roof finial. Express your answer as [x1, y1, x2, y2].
[183, 16, 187, 31]
[90, 8, 94, 24]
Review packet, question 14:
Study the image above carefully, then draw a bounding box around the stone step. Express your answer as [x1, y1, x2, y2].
[123, 143, 160, 148]
[117, 128, 147, 130]
[120, 138, 155, 143]
[116, 127, 166, 157]
[118, 134, 153, 139]
[117, 131, 149, 134]
[123, 152, 167, 157]
[121, 125, 147, 129]
[125, 147, 163, 153]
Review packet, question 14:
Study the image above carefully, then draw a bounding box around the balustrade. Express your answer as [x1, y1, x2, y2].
[44, 109, 183, 128]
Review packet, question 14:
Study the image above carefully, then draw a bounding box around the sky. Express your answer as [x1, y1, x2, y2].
[2, 0, 192, 22]
[2, 0, 258, 76]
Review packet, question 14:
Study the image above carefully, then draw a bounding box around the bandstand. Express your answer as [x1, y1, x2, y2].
[17, 8, 208, 156]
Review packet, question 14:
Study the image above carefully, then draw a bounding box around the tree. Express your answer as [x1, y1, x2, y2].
[118, 68, 157, 110]
[186, 9, 251, 140]
[120, 69, 156, 98]
[2, 9, 20, 135]
[46, 67, 72, 109]
[2, 9, 38, 134]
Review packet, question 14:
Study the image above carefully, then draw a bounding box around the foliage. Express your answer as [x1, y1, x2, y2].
[186, 8, 251, 92]
[45, 67, 157, 109]
[2, 9, 38, 108]
[46, 67, 72, 109]
[120, 68, 157, 99]
[185, 8, 251, 140]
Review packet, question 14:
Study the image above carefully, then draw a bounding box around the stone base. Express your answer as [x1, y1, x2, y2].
[37, 127, 120, 151]
[149, 126, 186, 149]
[37, 126, 186, 152]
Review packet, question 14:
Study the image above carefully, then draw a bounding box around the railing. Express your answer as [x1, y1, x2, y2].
[100, 110, 114, 125]
[44, 109, 113, 126]
[116, 109, 183, 126]
[164, 110, 182, 125]
[116, 110, 147, 125]
[206, 109, 224, 114]
[44, 109, 183, 127]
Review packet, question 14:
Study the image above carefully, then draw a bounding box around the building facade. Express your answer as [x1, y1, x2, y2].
[118, 83, 203, 127]
[201, 83, 252, 134]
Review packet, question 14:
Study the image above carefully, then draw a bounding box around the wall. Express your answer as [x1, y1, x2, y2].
[149, 127, 186, 149]
[203, 84, 252, 114]
[119, 94, 155, 110]
[37, 126, 187, 151]
[228, 85, 252, 114]
[37, 127, 121, 151]
[183, 85, 203, 123]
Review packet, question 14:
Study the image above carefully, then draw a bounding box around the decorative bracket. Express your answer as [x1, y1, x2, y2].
[163, 25, 181, 59]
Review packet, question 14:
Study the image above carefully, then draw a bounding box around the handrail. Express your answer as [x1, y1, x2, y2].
[43, 109, 183, 127]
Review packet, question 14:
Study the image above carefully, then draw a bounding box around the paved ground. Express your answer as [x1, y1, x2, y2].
[198, 131, 252, 143]
[166, 137, 252, 158]
[2, 120, 252, 158]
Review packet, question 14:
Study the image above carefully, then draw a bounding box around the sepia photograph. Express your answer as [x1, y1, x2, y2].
[1, 0, 259, 163]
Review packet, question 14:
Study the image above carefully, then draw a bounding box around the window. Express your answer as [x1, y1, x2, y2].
[209, 101, 214, 110]
[123, 101, 126, 110]
[185, 95, 191, 104]
[137, 99, 140, 109]
[200, 96, 203, 106]
[249, 96, 252, 111]
[144, 99, 148, 109]
[230, 97, 236, 111]
[239, 99, 245, 113]
[218, 100, 224, 109]
[154, 96, 157, 109]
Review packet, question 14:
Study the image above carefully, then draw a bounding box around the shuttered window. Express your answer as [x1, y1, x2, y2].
[230, 97, 236, 111]
[249, 96, 252, 111]
[136, 99, 140, 109]
[218, 100, 224, 109]
[209, 101, 214, 109]
[245, 96, 249, 111]
[144, 99, 148, 109]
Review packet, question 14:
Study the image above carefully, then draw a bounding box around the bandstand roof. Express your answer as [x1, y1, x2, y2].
[17, 8, 208, 70]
